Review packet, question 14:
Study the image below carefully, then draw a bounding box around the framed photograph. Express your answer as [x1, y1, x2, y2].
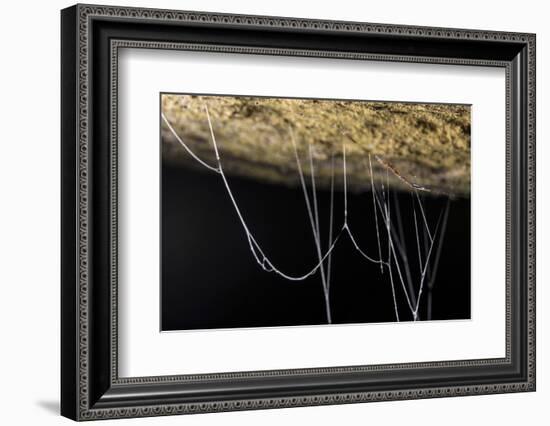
[61, 4, 536, 421]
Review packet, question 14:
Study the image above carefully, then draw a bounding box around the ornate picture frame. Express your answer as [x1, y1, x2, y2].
[61, 4, 535, 421]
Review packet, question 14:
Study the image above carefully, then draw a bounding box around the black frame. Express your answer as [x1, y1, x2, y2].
[61, 4, 536, 421]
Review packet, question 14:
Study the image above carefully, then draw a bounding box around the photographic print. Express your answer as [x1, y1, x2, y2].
[61, 7, 535, 418]
[160, 94, 471, 331]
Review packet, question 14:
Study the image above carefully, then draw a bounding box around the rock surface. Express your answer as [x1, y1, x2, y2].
[161, 94, 471, 197]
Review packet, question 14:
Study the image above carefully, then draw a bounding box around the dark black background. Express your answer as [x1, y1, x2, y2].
[161, 163, 470, 331]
